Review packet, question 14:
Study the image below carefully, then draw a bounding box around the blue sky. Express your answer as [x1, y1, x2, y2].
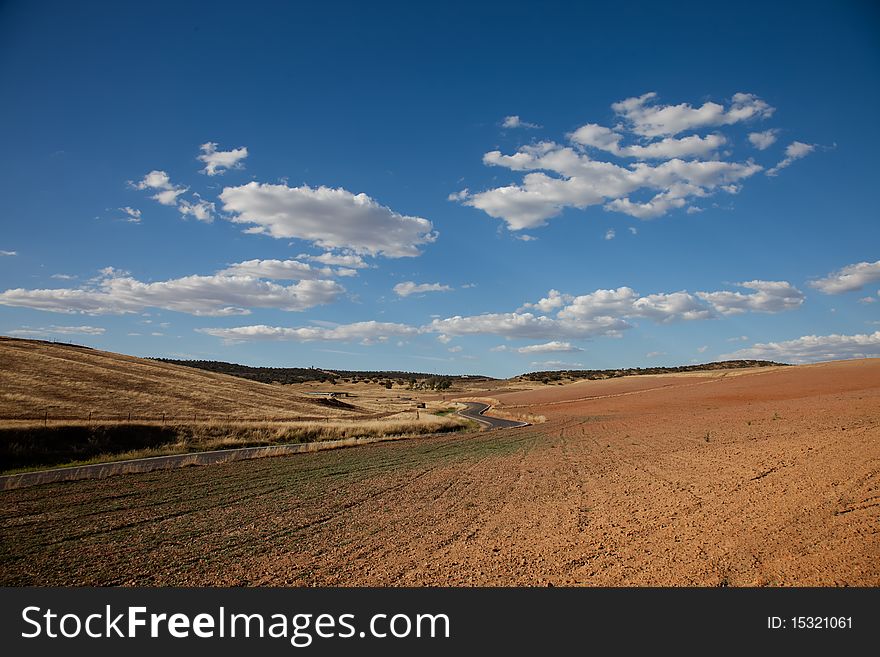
[1, 0, 878, 377]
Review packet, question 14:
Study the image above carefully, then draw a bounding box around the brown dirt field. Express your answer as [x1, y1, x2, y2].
[1, 359, 877, 586]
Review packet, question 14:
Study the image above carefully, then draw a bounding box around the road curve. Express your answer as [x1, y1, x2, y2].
[456, 402, 529, 430]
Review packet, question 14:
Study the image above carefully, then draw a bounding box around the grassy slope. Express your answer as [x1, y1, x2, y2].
[0, 337, 358, 421]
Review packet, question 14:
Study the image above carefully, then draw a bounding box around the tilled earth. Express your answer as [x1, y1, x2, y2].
[1, 360, 877, 586]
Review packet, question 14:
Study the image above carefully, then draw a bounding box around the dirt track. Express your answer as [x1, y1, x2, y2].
[1, 360, 877, 586]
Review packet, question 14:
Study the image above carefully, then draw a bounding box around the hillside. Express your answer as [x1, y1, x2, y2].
[155, 358, 496, 388]
[0, 337, 360, 421]
[518, 359, 787, 383]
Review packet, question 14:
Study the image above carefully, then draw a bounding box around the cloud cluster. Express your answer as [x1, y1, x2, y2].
[0, 268, 343, 316]
[197, 321, 417, 345]
[454, 92, 813, 230]
[393, 281, 452, 297]
[219, 182, 437, 257]
[218, 259, 355, 280]
[724, 331, 880, 363]
[131, 170, 214, 222]
[8, 325, 106, 336]
[695, 280, 805, 314]
[493, 341, 583, 354]
[198, 142, 248, 176]
[809, 260, 880, 294]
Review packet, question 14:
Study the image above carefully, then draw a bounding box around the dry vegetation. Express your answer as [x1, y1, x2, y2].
[0, 338, 472, 472]
[0, 337, 361, 420]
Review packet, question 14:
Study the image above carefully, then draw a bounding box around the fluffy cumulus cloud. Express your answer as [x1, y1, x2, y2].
[809, 260, 880, 294]
[0, 268, 343, 316]
[219, 182, 437, 257]
[748, 129, 779, 150]
[428, 279, 802, 343]
[393, 281, 453, 297]
[8, 325, 106, 336]
[695, 280, 805, 315]
[452, 92, 808, 230]
[494, 341, 583, 354]
[767, 141, 815, 176]
[723, 331, 880, 363]
[198, 142, 248, 176]
[0, 250, 16, 256]
[612, 92, 774, 138]
[218, 259, 351, 280]
[197, 321, 417, 345]
[130, 170, 188, 206]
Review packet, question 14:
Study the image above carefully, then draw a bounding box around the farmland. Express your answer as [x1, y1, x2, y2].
[1, 358, 877, 586]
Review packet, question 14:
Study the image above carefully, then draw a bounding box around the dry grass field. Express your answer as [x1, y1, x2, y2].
[0, 338, 469, 472]
[1, 357, 877, 586]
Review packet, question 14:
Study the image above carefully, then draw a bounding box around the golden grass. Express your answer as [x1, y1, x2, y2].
[0, 337, 364, 420]
[0, 415, 470, 474]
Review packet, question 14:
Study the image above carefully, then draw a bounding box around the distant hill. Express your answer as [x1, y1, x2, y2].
[0, 337, 361, 421]
[154, 359, 497, 389]
[518, 360, 787, 383]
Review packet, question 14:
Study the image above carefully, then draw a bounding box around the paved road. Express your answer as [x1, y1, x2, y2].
[456, 402, 529, 430]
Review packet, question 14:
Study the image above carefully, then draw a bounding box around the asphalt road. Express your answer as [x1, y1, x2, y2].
[456, 402, 529, 430]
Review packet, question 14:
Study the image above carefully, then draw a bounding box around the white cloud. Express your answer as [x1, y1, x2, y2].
[697, 345, 709, 353]
[646, 351, 666, 358]
[463, 141, 761, 229]
[859, 295, 877, 304]
[530, 360, 584, 369]
[198, 142, 248, 176]
[427, 312, 629, 341]
[454, 92, 786, 230]
[197, 321, 417, 345]
[219, 182, 437, 257]
[393, 281, 453, 297]
[556, 287, 712, 323]
[0, 250, 17, 256]
[502, 115, 541, 129]
[8, 325, 106, 336]
[748, 129, 779, 150]
[50, 274, 75, 280]
[612, 92, 774, 138]
[766, 141, 815, 176]
[448, 345, 463, 353]
[436, 334, 453, 344]
[604, 228, 616, 240]
[218, 259, 348, 280]
[119, 207, 141, 223]
[696, 280, 804, 315]
[809, 260, 880, 294]
[302, 252, 370, 269]
[520, 289, 572, 313]
[723, 331, 880, 363]
[515, 341, 583, 354]
[628, 226, 638, 235]
[131, 170, 187, 206]
[0, 269, 343, 316]
[515, 234, 538, 241]
[727, 335, 749, 342]
[570, 123, 726, 159]
[178, 196, 215, 222]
